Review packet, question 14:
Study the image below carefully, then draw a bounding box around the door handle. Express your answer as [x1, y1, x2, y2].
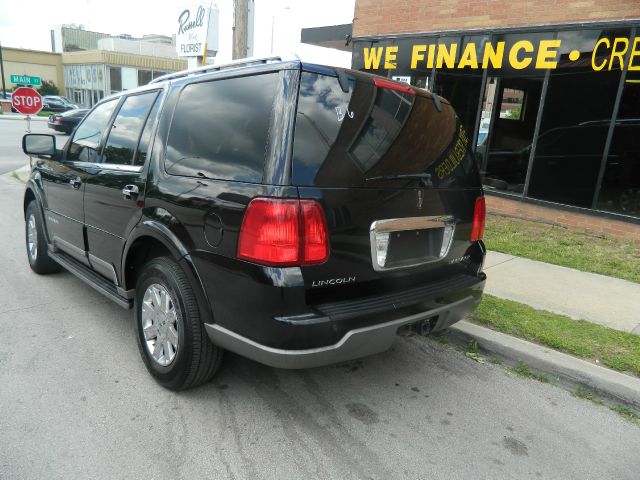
[70, 178, 82, 189]
[122, 184, 140, 200]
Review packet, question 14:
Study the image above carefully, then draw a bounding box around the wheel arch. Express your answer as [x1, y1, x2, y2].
[24, 181, 51, 244]
[121, 221, 214, 324]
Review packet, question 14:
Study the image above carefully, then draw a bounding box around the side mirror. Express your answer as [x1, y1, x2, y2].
[23, 134, 56, 157]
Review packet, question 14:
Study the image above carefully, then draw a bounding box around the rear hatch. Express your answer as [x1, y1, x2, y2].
[292, 66, 484, 305]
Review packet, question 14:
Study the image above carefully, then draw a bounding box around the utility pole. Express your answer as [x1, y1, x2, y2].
[232, 0, 248, 60]
[0, 41, 7, 100]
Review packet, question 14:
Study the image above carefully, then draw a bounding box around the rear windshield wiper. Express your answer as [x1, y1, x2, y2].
[365, 173, 433, 186]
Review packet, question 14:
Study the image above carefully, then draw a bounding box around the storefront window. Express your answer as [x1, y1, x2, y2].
[596, 70, 640, 217]
[433, 35, 486, 139]
[353, 25, 639, 220]
[138, 69, 152, 86]
[499, 88, 525, 120]
[479, 32, 547, 195]
[109, 66, 122, 93]
[527, 29, 627, 208]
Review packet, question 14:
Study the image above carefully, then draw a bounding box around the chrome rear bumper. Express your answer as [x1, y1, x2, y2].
[204, 295, 481, 369]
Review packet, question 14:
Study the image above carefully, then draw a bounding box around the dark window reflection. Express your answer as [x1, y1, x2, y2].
[165, 73, 278, 182]
[349, 86, 414, 171]
[292, 71, 478, 188]
[135, 93, 163, 166]
[433, 35, 486, 137]
[103, 91, 158, 165]
[597, 73, 640, 217]
[138, 69, 152, 86]
[110, 67, 122, 92]
[528, 68, 621, 207]
[480, 77, 543, 194]
[67, 99, 118, 162]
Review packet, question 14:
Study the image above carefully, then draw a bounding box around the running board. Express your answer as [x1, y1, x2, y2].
[48, 249, 132, 309]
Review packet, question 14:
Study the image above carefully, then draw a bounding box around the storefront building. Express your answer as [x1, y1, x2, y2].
[1, 47, 65, 92]
[3, 25, 185, 108]
[320, 1, 640, 239]
[62, 50, 185, 107]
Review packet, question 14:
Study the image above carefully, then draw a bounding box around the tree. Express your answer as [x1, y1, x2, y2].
[38, 80, 59, 96]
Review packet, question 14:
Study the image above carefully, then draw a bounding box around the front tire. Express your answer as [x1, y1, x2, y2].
[134, 257, 222, 390]
[25, 201, 61, 274]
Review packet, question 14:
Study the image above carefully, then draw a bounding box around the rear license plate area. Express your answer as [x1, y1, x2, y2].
[385, 229, 444, 267]
[370, 216, 455, 271]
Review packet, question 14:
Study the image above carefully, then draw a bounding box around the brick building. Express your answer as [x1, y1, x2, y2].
[304, 1, 640, 242]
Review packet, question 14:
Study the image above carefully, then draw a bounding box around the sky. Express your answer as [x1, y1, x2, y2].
[0, 0, 354, 66]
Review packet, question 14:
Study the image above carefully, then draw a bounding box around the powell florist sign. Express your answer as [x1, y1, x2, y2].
[176, 3, 219, 57]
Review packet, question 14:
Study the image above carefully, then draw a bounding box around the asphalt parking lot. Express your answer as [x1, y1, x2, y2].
[0, 123, 639, 479]
[0, 117, 58, 175]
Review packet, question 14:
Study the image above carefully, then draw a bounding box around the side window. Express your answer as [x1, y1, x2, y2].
[135, 92, 164, 166]
[67, 99, 118, 162]
[102, 91, 159, 165]
[499, 88, 526, 120]
[165, 73, 278, 182]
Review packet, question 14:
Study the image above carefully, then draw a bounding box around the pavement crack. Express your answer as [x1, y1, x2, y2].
[484, 256, 517, 270]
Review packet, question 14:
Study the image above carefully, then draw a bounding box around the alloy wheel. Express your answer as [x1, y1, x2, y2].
[27, 214, 38, 261]
[141, 283, 180, 367]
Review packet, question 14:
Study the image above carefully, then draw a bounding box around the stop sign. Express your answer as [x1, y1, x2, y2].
[12, 87, 43, 115]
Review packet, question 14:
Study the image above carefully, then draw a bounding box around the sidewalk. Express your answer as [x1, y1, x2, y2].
[484, 250, 640, 335]
[0, 113, 48, 122]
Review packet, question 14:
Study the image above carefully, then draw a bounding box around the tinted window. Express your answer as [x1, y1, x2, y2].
[292, 72, 479, 188]
[103, 91, 159, 165]
[165, 73, 278, 182]
[135, 93, 164, 166]
[67, 99, 118, 162]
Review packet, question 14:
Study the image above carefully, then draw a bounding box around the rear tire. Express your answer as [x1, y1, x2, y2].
[134, 257, 222, 390]
[25, 201, 61, 274]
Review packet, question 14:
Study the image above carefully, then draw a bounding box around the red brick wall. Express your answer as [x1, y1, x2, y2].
[486, 195, 640, 244]
[354, 0, 640, 37]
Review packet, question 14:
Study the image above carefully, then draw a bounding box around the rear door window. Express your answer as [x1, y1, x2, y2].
[165, 73, 278, 183]
[292, 71, 479, 188]
[102, 91, 159, 166]
[67, 99, 118, 163]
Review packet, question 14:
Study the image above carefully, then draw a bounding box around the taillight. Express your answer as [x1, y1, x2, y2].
[237, 198, 329, 267]
[373, 77, 415, 95]
[470, 196, 486, 242]
[55, 117, 62, 123]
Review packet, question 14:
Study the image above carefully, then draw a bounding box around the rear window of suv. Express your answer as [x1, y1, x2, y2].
[165, 73, 278, 183]
[292, 71, 479, 189]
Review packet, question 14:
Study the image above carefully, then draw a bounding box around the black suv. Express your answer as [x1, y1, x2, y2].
[22, 56, 487, 390]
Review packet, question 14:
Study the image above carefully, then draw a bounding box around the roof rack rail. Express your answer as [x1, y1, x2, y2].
[149, 53, 300, 84]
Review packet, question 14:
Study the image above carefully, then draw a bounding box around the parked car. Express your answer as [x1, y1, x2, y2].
[42, 95, 78, 112]
[3, 92, 17, 112]
[20, 55, 487, 390]
[47, 108, 89, 134]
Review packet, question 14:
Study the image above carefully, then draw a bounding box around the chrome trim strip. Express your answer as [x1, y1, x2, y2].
[98, 163, 143, 173]
[369, 215, 456, 271]
[53, 236, 86, 259]
[88, 253, 118, 285]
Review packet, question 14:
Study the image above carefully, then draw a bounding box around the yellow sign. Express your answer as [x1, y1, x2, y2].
[362, 37, 640, 73]
[434, 125, 469, 181]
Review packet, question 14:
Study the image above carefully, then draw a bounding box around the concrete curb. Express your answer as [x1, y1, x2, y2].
[5, 164, 30, 183]
[0, 114, 48, 122]
[449, 320, 640, 412]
